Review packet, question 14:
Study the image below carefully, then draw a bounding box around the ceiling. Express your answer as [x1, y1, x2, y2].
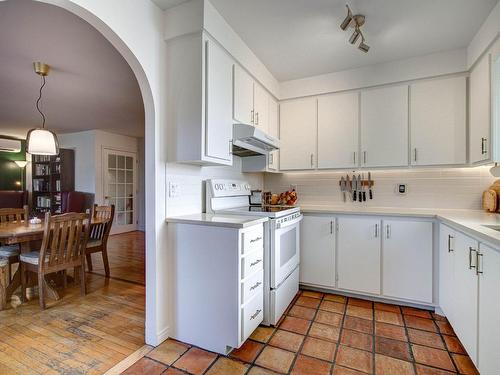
[158, 0, 499, 82]
[0, 0, 144, 139]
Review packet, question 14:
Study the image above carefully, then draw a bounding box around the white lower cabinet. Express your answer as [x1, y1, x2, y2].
[299, 215, 335, 287]
[478, 243, 500, 374]
[382, 219, 433, 303]
[439, 225, 456, 321]
[337, 217, 381, 295]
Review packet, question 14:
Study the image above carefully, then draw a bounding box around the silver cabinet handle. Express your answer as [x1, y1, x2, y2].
[476, 252, 484, 275]
[270, 153, 274, 165]
[251, 109, 254, 124]
[363, 151, 367, 164]
[469, 247, 477, 269]
[310, 154, 314, 168]
[229, 140, 233, 155]
[386, 224, 391, 239]
[250, 236, 262, 243]
[250, 309, 262, 320]
[448, 235, 454, 252]
[255, 112, 259, 125]
[353, 152, 356, 164]
[375, 224, 379, 238]
[414, 148, 417, 162]
[250, 259, 262, 267]
[481, 137, 488, 155]
[250, 281, 262, 291]
[330, 221, 333, 234]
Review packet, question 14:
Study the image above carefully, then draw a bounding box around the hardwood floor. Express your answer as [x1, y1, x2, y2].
[89, 231, 145, 285]
[0, 231, 145, 374]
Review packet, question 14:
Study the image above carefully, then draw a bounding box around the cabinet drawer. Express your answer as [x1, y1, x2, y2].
[241, 291, 263, 342]
[241, 269, 264, 305]
[241, 248, 263, 279]
[242, 226, 264, 254]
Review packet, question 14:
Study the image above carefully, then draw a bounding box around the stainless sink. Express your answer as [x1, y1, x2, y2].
[482, 224, 500, 231]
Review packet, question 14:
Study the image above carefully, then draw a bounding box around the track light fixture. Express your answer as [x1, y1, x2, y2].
[340, 4, 370, 53]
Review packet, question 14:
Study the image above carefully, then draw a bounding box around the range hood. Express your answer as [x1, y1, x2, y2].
[232, 123, 279, 157]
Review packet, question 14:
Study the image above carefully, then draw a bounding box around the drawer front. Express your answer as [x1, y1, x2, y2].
[241, 269, 264, 305]
[241, 248, 264, 279]
[241, 291, 263, 343]
[242, 226, 264, 255]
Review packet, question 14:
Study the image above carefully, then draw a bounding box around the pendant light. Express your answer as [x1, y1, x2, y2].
[26, 62, 59, 156]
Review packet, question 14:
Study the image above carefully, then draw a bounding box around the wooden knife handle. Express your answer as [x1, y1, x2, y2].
[363, 191, 366, 201]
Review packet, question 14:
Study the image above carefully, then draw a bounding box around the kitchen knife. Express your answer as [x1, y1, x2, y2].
[362, 173, 366, 201]
[340, 176, 346, 202]
[368, 172, 373, 199]
[346, 175, 351, 201]
[352, 175, 357, 201]
[358, 175, 363, 203]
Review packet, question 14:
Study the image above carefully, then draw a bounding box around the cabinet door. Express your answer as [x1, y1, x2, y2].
[233, 65, 254, 125]
[439, 225, 456, 321]
[268, 98, 279, 171]
[469, 54, 491, 164]
[452, 232, 479, 363]
[318, 92, 359, 169]
[361, 85, 409, 167]
[337, 217, 381, 294]
[410, 77, 466, 166]
[300, 215, 335, 287]
[478, 244, 500, 374]
[280, 98, 317, 170]
[254, 84, 269, 133]
[382, 219, 433, 303]
[205, 40, 233, 163]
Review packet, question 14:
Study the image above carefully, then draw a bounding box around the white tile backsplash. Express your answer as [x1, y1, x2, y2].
[264, 166, 497, 210]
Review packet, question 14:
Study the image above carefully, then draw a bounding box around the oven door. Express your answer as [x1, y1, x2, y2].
[270, 214, 303, 288]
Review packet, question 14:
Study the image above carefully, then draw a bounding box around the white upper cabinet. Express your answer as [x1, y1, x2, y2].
[233, 65, 254, 125]
[300, 215, 335, 288]
[410, 77, 466, 166]
[205, 39, 234, 163]
[382, 219, 433, 303]
[361, 85, 409, 167]
[268, 97, 279, 170]
[318, 92, 359, 169]
[470, 53, 492, 164]
[337, 216, 381, 295]
[254, 84, 269, 133]
[280, 98, 317, 170]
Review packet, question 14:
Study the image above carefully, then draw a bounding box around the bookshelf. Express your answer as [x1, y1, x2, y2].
[31, 148, 75, 214]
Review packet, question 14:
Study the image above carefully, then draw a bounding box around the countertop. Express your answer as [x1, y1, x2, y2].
[166, 214, 268, 229]
[300, 204, 500, 249]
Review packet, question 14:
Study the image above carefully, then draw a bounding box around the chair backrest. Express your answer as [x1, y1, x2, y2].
[39, 212, 90, 269]
[0, 205, 29, 223]
[90, 204, 115, 242]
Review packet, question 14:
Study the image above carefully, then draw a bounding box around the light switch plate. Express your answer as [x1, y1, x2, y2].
[169, 182, 181, 198]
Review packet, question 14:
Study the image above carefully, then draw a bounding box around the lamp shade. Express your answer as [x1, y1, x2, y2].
[26, 128, 59, 156]
[14, 160, 28, 168]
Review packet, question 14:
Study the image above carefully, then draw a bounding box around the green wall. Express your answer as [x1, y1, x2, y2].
[0, 136, 26, 191]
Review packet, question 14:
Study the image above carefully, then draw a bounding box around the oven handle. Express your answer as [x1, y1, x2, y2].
[276, 214, 303, 229]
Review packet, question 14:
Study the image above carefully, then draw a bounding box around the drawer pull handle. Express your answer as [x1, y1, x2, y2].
[250, 259, 262, 267]
[250, 237, 262, 243]
[250, 281, 262, 291]
[250, 309, 262, 320]
[469, 247, 477, 269]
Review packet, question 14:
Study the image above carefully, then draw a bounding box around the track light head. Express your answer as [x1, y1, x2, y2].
[349, 27, 361, 44]
[340, 5, 352, 30]
[358, 38, 370, 53]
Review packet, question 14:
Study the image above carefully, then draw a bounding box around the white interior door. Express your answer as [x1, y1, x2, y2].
[103, 148, 137, 234]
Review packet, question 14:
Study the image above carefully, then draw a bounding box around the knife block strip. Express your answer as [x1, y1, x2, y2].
[339, 180, 374, 187]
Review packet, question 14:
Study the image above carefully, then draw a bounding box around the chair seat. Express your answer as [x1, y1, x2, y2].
[20, 251, 50, 265]
[87, 239, 102, 248]
[0, 245, 20, 257]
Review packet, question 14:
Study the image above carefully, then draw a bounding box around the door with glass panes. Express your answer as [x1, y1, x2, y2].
[103, 148, 137, 234]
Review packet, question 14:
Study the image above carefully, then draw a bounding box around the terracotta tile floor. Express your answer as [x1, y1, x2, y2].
[125, 290, 479, 374]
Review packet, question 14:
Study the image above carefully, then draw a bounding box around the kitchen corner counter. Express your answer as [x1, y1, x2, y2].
[300, 204, 500, 249]
[166, 214, 268, 229]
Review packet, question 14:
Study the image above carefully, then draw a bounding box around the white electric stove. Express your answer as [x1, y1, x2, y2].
[206, 179, 302, 326]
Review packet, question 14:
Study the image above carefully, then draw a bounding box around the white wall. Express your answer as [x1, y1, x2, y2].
[264, 167, 495, 210]
[166, 157, 263, 217]
[468, 1, 500, 68]
[280, 49, 467, 100]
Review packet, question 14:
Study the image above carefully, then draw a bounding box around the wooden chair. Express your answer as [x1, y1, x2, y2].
[20, 212, 90, 309]
[0, 205, 29, 281]
[86, 204, 115, 277]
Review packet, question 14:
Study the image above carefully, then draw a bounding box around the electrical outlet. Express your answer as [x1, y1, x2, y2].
[169, 182, 181, 198]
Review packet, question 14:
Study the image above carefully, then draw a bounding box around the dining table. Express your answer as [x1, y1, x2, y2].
[0, 217, 106, 305]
